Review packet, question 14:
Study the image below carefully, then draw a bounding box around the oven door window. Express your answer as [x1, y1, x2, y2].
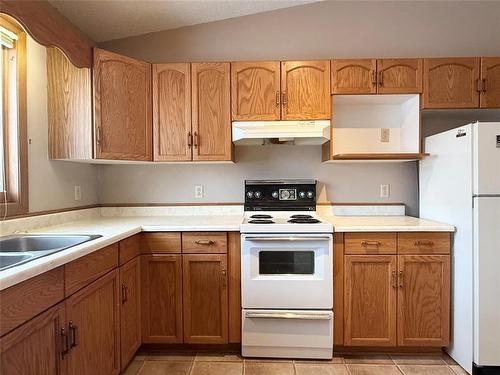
[259, 251, 315, 275]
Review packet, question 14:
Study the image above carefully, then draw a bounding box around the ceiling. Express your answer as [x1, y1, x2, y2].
[49, 0, 319, 42]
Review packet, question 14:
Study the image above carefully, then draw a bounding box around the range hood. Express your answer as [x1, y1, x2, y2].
[232, 120, 331, 145]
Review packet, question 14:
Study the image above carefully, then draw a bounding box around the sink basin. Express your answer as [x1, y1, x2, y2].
[0, 234, 102, 271]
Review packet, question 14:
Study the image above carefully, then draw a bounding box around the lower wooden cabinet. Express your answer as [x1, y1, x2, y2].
[119, 257, 141, 370]
[0, 303, 66, 375]
[65, 269, 120, 375]
[141, 254, 183, 343]
[397, 255, 450, 346]
[183, 254, 228, 344]
[344, 255, 397, 346]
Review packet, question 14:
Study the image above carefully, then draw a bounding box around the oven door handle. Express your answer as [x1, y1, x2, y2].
[245, 312, 331, 320]
[244, 236, 331, 241]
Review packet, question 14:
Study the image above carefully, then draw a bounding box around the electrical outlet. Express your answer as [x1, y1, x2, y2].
[74, 185, 82, 201]
[380, 184, 390, 198]
[195, 185, 203, 199]
[381, 128, 390, 143]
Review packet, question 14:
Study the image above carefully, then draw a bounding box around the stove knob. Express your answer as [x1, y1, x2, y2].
[247, 191, 254, 199]
[272, 191, 279, 199]
[299, 191, 306, 199]
[255, 191, 262, 199]
[281, 190, 290, 199]
[307, 191, 314, 199]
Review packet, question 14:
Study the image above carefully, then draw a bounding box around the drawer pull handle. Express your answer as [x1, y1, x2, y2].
[246, 312, 331, 320]
[195, 240, 215, 246]
[69, 321, 78, 348]
[361, 240, 381, 247]
[414, 240, 434, 246]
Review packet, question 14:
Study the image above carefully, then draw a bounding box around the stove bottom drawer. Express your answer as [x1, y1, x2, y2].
[242, 309, 333, 359]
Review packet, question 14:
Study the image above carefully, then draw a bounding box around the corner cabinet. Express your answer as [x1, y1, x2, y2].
[191, 62, 233, 161]
[93, 48, 152, 161]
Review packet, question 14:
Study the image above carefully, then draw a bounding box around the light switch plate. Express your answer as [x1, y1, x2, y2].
[74, 185, 82, 201]
[195, 185, 203, 199]
[380, 184, 390, 198]
[381, 128, 390, 143]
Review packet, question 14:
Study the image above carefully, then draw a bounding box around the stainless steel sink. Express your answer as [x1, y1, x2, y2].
[0, 234, 102, 271]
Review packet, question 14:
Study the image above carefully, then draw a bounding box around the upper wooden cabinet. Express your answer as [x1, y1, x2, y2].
[332, 59, 422, 95]
[331, 59, 377, 94]
[377, 59, 423, 94]
[191, 62, 232, 161]
[281, 60, 331, 120]
[423, 57, 480, 109]
[153, 63, 192, 161]
[480, 57, 500, 108]
[231, 61, 281, 121]
[93, 48, 152, 161]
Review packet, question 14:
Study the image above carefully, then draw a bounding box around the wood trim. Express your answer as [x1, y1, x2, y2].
[227, 232, 241, 344]
[1, 204, 99, 220]
[0, 267, 64, 337]
[0, 0, 95, 68]
[316, 202, 405, 206]
[99, 202, 243, 207]
[333, 233, 344, 346]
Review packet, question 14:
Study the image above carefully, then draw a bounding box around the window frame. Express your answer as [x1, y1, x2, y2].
[0, 15, 28, 218]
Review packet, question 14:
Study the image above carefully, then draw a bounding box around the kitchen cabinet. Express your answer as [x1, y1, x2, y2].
[377, 59, 423, 94]
[65, 269, 120, 375]
[152, 63, 192, 161]
[281, 60, 331, 120]
[183, 254, 228, 344]
[0, 303, 66, 375]
[480, 57, 500, 108]
[344, 255, 397, 346]
[191, 62, 232, 161]
[231, 61, 281, 121]
[93, 48, 152, 161]
[331, 59, 377, 94]
[141, 255, 183, 343]
[423, 57, 480, 109]
[397, 255, 450, 346]
[182, 232, 228, 254]
[119, 257, 141, 370]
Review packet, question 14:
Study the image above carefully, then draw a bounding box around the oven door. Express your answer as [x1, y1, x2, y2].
[241, 233, 333, 309]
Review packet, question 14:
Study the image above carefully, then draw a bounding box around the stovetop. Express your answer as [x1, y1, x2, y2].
[240, 211, 333, 233]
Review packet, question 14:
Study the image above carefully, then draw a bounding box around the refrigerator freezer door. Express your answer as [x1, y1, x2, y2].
[473, 122, 500, 195]
[473, 196, 500, 367]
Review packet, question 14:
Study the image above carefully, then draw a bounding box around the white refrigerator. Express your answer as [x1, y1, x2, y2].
[419, 122, 500, 374]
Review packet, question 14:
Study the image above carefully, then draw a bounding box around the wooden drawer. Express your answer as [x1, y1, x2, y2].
[345, 233, 397, 254]
[0, 267, 64, 336]
[119, 234, 141, 265]
[65, 243, 119, 296]
[142, 233, 181, 254]
[182, 232, 227, 254]
[398, 232, 451, 254]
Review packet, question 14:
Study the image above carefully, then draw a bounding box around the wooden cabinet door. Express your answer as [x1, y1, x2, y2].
[191, 62, 232, 161]
[153, 63, 192, 161]
[0, 303, 66, 375]
[119, 257, 141, 370]
[423, 57, 480, 109]
[183, 254, 228, 344]
[480, 57, 500, 108]
[377, 59, 423, 94]
[231, 61, 281, 121]
[65, 270, 120, 375]
[344, 255, 397, 346]
[281, 60, 331, 120]
[331, 59, 376, 94]
[141, 255, 183, 343]
[397, 255, 450, 346]
[93, 48, 152, 160]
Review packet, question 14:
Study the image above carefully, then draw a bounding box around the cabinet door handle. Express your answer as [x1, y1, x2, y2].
[414, 240, 434, 247]
[477, 78, 483, 93]
[361, 240, 381, 247]
[195, 240, 215, 246]
[193, 132, 198, 148]
[275, 91, 281, 107]
[398, 270, 404, 288]
[378, 71, 383, 87]
[482, 78, 487, 92]
[221, 268, 227, 288]
[371, 70, 377, 87]
[96, 127, 101, 145]
[69, 321, 78, 348]
[281, 91, 287, 107]
[60, 327, 69, 357]
[187, 131, 192, 147]
[391, 270, 397, 289]
[121, 284, 128, 304]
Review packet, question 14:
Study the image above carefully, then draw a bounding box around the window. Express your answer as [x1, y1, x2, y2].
[0, 15, 28, 218]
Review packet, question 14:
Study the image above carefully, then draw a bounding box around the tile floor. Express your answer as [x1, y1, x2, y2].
[123, 351, 469, 375]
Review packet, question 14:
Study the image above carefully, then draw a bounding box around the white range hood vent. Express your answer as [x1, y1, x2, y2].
[232, 120, 331, 146]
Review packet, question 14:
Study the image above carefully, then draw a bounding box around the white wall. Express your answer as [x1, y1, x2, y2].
[26, 36, 99, 212]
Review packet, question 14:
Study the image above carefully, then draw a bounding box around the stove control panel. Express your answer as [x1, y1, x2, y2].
[245, 179, 316, 211]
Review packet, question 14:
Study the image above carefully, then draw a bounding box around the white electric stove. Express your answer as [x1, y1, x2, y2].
[241, 211, 333, 233]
